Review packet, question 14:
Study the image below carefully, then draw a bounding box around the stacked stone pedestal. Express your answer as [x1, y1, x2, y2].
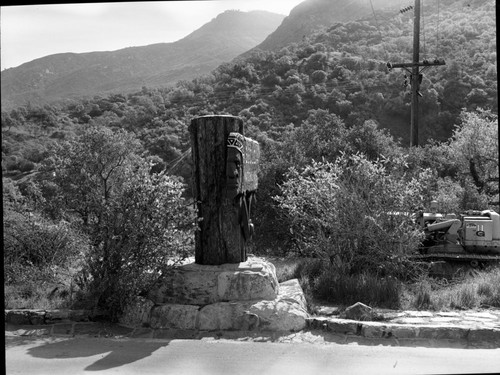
[119, 257, 308, 332]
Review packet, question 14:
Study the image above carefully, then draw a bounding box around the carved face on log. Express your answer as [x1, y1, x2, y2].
[226, 145, 242, 197]
[226, 133, 244, 198]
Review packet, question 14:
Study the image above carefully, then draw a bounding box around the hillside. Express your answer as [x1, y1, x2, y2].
[0, 10, 284, 110]
[248, 0, 401, 53]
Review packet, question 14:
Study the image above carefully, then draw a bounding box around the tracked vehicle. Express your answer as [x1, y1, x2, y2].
[414, 201, 500, 268]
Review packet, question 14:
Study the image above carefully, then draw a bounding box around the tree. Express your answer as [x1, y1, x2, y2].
[41, 126, 195, 318]
[447, 108, 499, 207]
[276, 153, 426, 279]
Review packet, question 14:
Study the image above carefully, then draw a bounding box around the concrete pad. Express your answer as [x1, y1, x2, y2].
[464, 312, 498, 320]
[392, 317, 427, 324]
[430, 317, 461, 323]
[405, 311, 434, 318]
[436, 312, 461, 317]
[464, 316, 496, 322]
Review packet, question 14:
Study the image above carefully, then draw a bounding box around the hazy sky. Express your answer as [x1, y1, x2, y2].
[1, 0, 304, 70]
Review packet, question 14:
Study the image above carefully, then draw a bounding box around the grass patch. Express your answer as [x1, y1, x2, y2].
[313, 270, 402, 309]
[272, 257, 401, 309]
[272, 257, 500, 311]
[4, 283, 72, 310]
[402, 266, 500, 310]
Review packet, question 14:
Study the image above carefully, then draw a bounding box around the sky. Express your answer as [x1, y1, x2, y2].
[0, 0, 304, 71]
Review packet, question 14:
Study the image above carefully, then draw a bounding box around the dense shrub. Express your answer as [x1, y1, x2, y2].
[276, 152, 427, 280]
[39, 126, 196, 319]
[3, 180, 87, 285]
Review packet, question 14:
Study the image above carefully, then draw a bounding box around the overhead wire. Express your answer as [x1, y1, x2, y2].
[166, 148, 191, 174]
[157, 1, 449, 115]
[435, 0, 441, 57]
[421, 0, 427, 59]
[368, 0, 389, 61]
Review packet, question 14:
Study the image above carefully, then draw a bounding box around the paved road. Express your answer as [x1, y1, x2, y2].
[6, 335, 500, 375]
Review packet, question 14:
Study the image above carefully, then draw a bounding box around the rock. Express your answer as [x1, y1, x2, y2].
[68, 310, 90, 322]
[249, 279, 308, 332]
[5, 310, 46, 325]
[6, 310, 31, 325]
[45, 309, 70, 322]
[342, 302, 374, 321]
[314, 306, 340, 316]
[326, 319, 360, 335]
[148, 256, 279, 305]
[29, 310, 46, 325]
[147, 278, 308, 332]
[119, 297, 155, 328]
[150, 304, 199, 330]
[198, 302, 257, 331]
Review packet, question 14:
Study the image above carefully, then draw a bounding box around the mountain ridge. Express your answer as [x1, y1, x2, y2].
[247, 0, 401, 53]
[1, 10, 284, 110]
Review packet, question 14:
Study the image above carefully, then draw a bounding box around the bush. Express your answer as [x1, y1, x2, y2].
[4, 276, 73, 310]
[413, 278, 432, 309]
[292, 258, 325, 284]
[18, 159, 35, 172]
[39, 126, 196, 319]
[276, 153, 427, 280]
[3, 208, 87, 285]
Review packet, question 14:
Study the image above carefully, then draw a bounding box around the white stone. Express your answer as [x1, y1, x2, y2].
[118, 297, 154, 328]
[248, 279, 308, 332]
[198, 302, 258, 331]
[150, 304, 199, 330]
[195, 278, 308, 332]
[465, 312, 498, 320]
[436, 312, 461, 317]
[148, 256, 279, 305]
[405, 311, 433, 317]
[342, 302, 373, 321]
[393, 317, 427, 324]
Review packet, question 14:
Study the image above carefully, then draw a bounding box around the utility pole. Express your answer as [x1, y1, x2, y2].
[387, 0, 445, 147]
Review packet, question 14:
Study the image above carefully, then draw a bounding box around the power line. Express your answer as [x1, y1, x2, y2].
[386, 0, 446, 147]
[421, 0, 427, 59]
[368, 0, 389, 60]
[435, 0, 441, 57]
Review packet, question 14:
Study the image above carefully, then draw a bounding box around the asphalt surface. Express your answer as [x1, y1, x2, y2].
[6, 307, 500, 375]
[6, 334, 500, 375]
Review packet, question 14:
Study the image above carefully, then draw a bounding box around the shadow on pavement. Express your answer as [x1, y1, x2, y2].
[26, 337, 170, 371]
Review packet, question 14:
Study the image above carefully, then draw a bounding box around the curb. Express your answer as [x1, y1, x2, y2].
[306, 316, 500, 348]
[6, 309, 500, 348]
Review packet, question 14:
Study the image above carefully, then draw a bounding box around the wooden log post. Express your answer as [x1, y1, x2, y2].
[189, 115, 260, 265]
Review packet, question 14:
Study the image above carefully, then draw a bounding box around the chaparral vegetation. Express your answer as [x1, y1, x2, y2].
[3, 0, 498, 318]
